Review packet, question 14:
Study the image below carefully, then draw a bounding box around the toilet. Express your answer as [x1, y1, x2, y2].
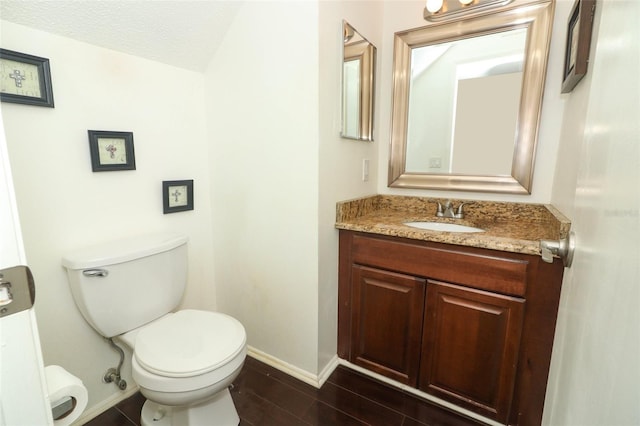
[61, 233, 246, 426]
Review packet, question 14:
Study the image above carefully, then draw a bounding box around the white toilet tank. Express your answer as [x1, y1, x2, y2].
[62, 233, 188, 338]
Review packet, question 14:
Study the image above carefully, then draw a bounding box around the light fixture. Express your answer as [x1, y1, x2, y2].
[424, 0, 514, 21]
[426, 0, 444, 14]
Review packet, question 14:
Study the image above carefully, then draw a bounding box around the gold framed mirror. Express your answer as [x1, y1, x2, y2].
[342, 21, 376, 141]
[388, 1, 554, 193]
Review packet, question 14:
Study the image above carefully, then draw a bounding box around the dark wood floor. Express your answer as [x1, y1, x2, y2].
[85, 356, 485, 425]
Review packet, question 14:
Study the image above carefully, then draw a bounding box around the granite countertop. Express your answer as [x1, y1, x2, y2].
[335, 195, 571, 256]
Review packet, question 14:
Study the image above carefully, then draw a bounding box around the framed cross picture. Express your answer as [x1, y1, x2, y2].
[0, 48, 54, 107]
[163, 180, 194, 214]
[88, 130, 136, 172]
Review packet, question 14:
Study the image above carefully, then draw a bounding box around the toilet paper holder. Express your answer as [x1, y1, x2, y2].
[51, 396, 77, 422]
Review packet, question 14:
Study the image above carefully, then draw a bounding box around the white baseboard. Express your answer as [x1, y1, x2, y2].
[76, 384, 140, 425]
[246, 346, 339, 389]
[317, 354, 340, 387]
[337, 359, 503, 426]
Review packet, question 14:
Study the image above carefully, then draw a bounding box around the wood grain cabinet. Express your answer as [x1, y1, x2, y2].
[350, 265, 425, 386]
[420, 281, 524, 421]
[338, 230, 565, 425]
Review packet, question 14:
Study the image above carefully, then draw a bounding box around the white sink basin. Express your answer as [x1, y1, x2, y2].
[404, 221, 485, 233]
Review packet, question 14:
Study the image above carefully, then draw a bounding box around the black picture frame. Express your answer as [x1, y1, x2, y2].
[88, 130, 136, 172]
[561, 0, 596, 93]
[0, 48, 54, 107]
[163, 180, 194, 214]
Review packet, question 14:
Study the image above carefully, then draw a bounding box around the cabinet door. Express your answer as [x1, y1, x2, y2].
[351, 265, 425, 386]
[420, 281, 524, 423]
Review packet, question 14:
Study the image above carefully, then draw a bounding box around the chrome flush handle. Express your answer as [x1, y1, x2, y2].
[82, 269, 109, 277]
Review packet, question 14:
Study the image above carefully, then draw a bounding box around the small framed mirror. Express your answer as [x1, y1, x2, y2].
[341, 21, 376, 141]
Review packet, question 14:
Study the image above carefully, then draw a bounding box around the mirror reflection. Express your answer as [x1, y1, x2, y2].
[388, 1, 554, 193]
[342, 21, 376, 141]
[406, 28, 527, 175]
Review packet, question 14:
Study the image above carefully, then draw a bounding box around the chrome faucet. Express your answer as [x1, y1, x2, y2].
[435, 200, 469, 219]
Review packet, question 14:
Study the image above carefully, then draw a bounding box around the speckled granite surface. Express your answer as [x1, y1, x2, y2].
[336, 195, 571, 256]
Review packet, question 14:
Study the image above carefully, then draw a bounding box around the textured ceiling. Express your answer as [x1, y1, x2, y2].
[0, 0, 244, 72]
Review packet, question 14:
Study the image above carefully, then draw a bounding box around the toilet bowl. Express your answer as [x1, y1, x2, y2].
[119, 310, 247, 426]
[62, 234, 247, 425]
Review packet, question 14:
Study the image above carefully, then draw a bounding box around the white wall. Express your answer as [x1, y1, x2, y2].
[318, 1, 383, 375]
[204, 2, 321, 376]
[0, 21, 216, 419]
[545, 1, 640, 424]
[376, 0, 568, 203]
[205, 0, 384, 380]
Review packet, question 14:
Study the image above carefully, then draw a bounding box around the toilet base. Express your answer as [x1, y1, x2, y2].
[140, 388, 239, 426]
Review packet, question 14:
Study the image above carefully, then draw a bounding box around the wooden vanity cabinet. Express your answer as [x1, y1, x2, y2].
[338, 230, 565, 426]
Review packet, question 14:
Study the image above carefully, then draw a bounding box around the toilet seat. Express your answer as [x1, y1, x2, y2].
[134, 309, 246, 378]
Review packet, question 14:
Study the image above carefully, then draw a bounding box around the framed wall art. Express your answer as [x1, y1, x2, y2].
[561, 0, 596, 93]
[88, 130, 136, 172]
[163, 180, 194, 214]
[0, 48, 54, 107]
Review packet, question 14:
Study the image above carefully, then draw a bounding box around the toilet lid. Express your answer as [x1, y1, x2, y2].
[134, 310, 246, 378]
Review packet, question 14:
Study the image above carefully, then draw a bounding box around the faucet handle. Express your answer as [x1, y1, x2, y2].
[430, 200, 444, 216]
[431, 201, 444, 217]
[454, 202, 473, 219]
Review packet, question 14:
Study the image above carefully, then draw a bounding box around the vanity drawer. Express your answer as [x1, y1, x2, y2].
[351, 233, 529, 297]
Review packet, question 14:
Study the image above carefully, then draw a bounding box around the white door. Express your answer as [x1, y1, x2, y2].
[0, 112, 52, 426]
[545, 1, 640, 424]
